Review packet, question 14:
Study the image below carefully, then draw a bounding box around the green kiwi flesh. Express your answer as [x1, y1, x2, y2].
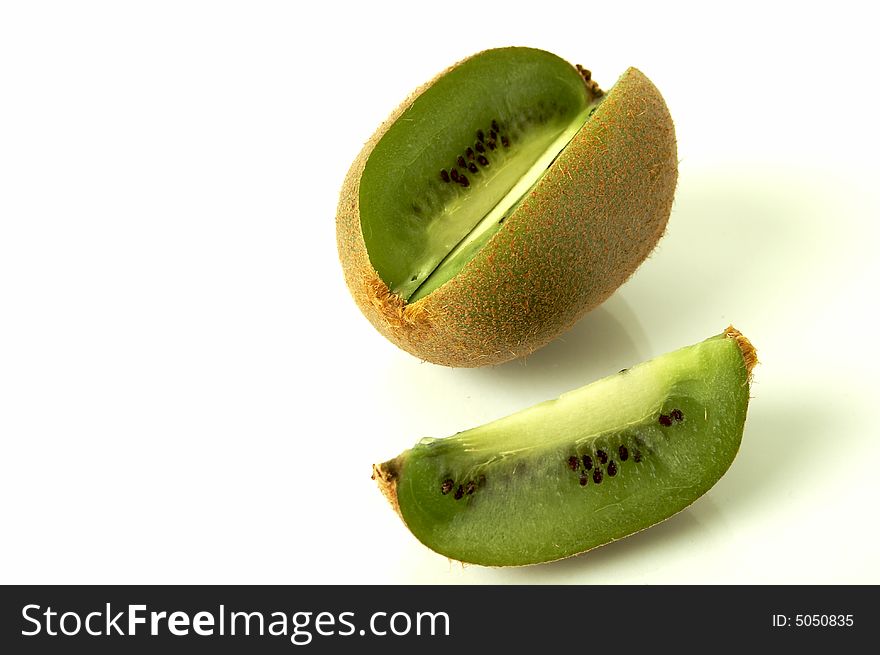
[359, 48, 603, 302]
[373, 328, 756, 566]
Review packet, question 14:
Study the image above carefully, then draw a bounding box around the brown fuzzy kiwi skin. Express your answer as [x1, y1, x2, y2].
[336, 49, 678, 367]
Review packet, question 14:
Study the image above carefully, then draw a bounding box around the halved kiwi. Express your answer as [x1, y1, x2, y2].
[373, 327, 757, 566]
[338, 47, 677, 367]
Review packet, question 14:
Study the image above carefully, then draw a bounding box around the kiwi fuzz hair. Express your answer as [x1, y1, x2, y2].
[337, 49, 678, 367]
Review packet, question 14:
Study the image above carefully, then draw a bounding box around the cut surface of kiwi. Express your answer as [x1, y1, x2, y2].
[359, 48, 604, 302]
[373, 328, 757, 566]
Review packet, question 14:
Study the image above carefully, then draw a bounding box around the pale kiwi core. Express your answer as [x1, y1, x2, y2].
[358, 49, 604, 302]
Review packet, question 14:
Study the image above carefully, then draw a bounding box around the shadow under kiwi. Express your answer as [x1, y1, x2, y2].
[718, 390, 836, 514]
[461, 294, 652, 397]
[622, 163, 846, 331]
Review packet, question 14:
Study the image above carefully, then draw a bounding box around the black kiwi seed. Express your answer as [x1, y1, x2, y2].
[489, 130, 497, 140]
[466, 147, 475, 160]
[593, 468, 603, 484]
[457, 155, 466, 168]
[460, 175, 469, 188]
[440, 479, 454, 495]
[487, 140, 496, 150]
[659, 414, 673, 427]
[618, 445, 628, 461]
[468, 162, 478, 174]
[476, 129, 485, 142]
[579, 472, 588, 486]
[450, 168, 459, 182]
[492, 119, 499, 132]
[501, 135, 510, 148]
[440, 169, 450, 183]
[596, 449, 608, 464]
[454, 485, 464, 500]
[633, 450, 643, 463]
[475, 141, 485, 153]
[465, 481, 476, 495]
[607, 461, 618, 477]
[477, 155, 489, 167]
[567, 456, 579, 471]
[582, 454, 593, 470]
[670, 408, 684, 422]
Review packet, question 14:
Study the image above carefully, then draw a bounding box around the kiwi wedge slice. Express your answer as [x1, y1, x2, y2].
[373, 328, 757, 566]
[359, 48, 603, 302]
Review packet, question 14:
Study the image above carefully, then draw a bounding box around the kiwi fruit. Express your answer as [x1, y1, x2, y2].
[337, 47, 677, 367]
[372, 327, 757, 566]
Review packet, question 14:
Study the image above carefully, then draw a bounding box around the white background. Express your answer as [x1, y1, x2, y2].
[2, 1, 878, 584]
